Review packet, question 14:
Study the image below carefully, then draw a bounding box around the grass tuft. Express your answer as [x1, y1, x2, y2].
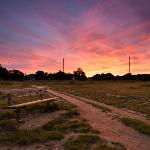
[0, 120, 17, 131]
[64, 135, 100, 150]
[42, 118, 94, 133]
[5, 129, 64, 145]
[121, 117, 150, 135]
[94, 144, 125, 150]
[62, 109, 79, 118]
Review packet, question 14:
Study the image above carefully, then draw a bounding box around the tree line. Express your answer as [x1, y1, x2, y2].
[0, 64, 150, 81]
[0, 64, 87, 81]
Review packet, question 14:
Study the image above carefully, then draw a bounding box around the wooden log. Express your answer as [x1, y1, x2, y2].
[4, 97, 59, 109]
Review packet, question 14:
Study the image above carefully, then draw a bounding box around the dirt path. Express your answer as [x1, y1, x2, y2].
[48, 89, 150, 150]
[53, 90, 150, 125]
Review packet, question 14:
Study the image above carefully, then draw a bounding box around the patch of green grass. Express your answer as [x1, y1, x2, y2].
[93, 145, 116, 150]
[0, 119, 62, 145]
[62, 108, 79, 118]
[112, 142, 126, 150]
[42, 118, 93, 133]
[64, 135, 101, 150]
[66, 120, 93, 133]
[64, 132, 126, 150]
[0, 120, 17, 131]
[121, 117, 150, 135]
[56, 101, 76, 111]
[93, 143, 126, 150]
[42, 118, 65, 132]
[0, 100, 78, 146]
[0, 110, 16, 120]
[6, 129, 64, 145]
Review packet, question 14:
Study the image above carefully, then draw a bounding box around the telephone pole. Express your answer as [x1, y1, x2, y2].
[129, 56, 131, 74]
[63, 58, 64, 72]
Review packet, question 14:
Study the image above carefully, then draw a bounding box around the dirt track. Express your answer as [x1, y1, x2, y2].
[48, 89, 150, 150]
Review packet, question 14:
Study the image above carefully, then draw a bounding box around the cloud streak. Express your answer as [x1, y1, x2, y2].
[0, 0, 150, 76]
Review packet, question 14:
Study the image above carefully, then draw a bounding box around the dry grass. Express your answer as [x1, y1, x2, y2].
[0, 82, 128, 149]
[1, 80, 150, 116]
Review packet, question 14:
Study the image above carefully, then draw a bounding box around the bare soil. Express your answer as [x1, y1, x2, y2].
[48, 89, 150, 150]
[19, 110, 65, 129]
[56, 90, 150, 125]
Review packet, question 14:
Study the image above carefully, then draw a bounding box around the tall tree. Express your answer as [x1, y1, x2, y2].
[0, 64, 10, 80]
[73, 68, 87, 80]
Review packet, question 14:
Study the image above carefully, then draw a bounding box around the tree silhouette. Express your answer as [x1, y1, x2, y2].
[35, 71, 45, 80]
[0, 64, 10, 80]
[92, 73, 114, 80]
[0, 64, 150, 81]
[9, 70, 24, 80]
[73, 68, 87, 80]
[50, 71, 73, 80]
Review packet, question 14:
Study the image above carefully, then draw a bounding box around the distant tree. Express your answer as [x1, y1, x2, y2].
[122, 73, 133, 80]
[44, 72, 49, 80]
[54, 71, 65, 80]
[135, 74, 150, 81]
[35, 71, 45, 80]
[92, 74, 101, 80]
[0, 64, 10, 80]
[9, 70, 24, 80]
[48, 71, 73, 80]
[92, 73, 114, 80]
[101, 73, 114, 80]
[47, 73, 53, 80]
[73, 68, 87, 80]
[25, 74, 35, 80]
[65, 73, 73, 80]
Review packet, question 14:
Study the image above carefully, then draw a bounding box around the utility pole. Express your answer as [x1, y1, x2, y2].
[63, 58, 64, 72]
[129, 56, 131, 74]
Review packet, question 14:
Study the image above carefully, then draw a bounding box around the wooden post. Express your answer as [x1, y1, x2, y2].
[47, 101, 50, 106]
[7, 94, 12, 106]
[39, 89, 43, 99]
[15, 108, 21, 122]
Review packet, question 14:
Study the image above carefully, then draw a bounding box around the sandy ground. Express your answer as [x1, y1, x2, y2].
[48, 89, 150, 150]
[19, 110, 65, 129]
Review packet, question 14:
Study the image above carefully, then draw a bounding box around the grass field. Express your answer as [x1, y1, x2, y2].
[0, 84, 127, 150]
[0, 80, 150, 117]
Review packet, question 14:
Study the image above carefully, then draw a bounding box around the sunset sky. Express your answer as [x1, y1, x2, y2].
[0, 0, 150, 76]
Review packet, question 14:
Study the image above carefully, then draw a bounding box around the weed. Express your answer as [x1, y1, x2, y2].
[42, 118, 94, 133]
[64, 135, 100, 150]
[121, 117, 150, 135]
[4, 129, 64, 145]
[62, 109, 79, 118]
[0, 120, 17, 131]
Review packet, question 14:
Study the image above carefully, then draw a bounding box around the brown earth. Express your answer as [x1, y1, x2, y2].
[48, 89, 150, 150]
[19, 110, 65, 129]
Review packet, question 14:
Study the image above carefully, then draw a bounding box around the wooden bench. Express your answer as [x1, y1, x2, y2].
[1, 88, 49, 106]
[2, 97, 60, 122]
